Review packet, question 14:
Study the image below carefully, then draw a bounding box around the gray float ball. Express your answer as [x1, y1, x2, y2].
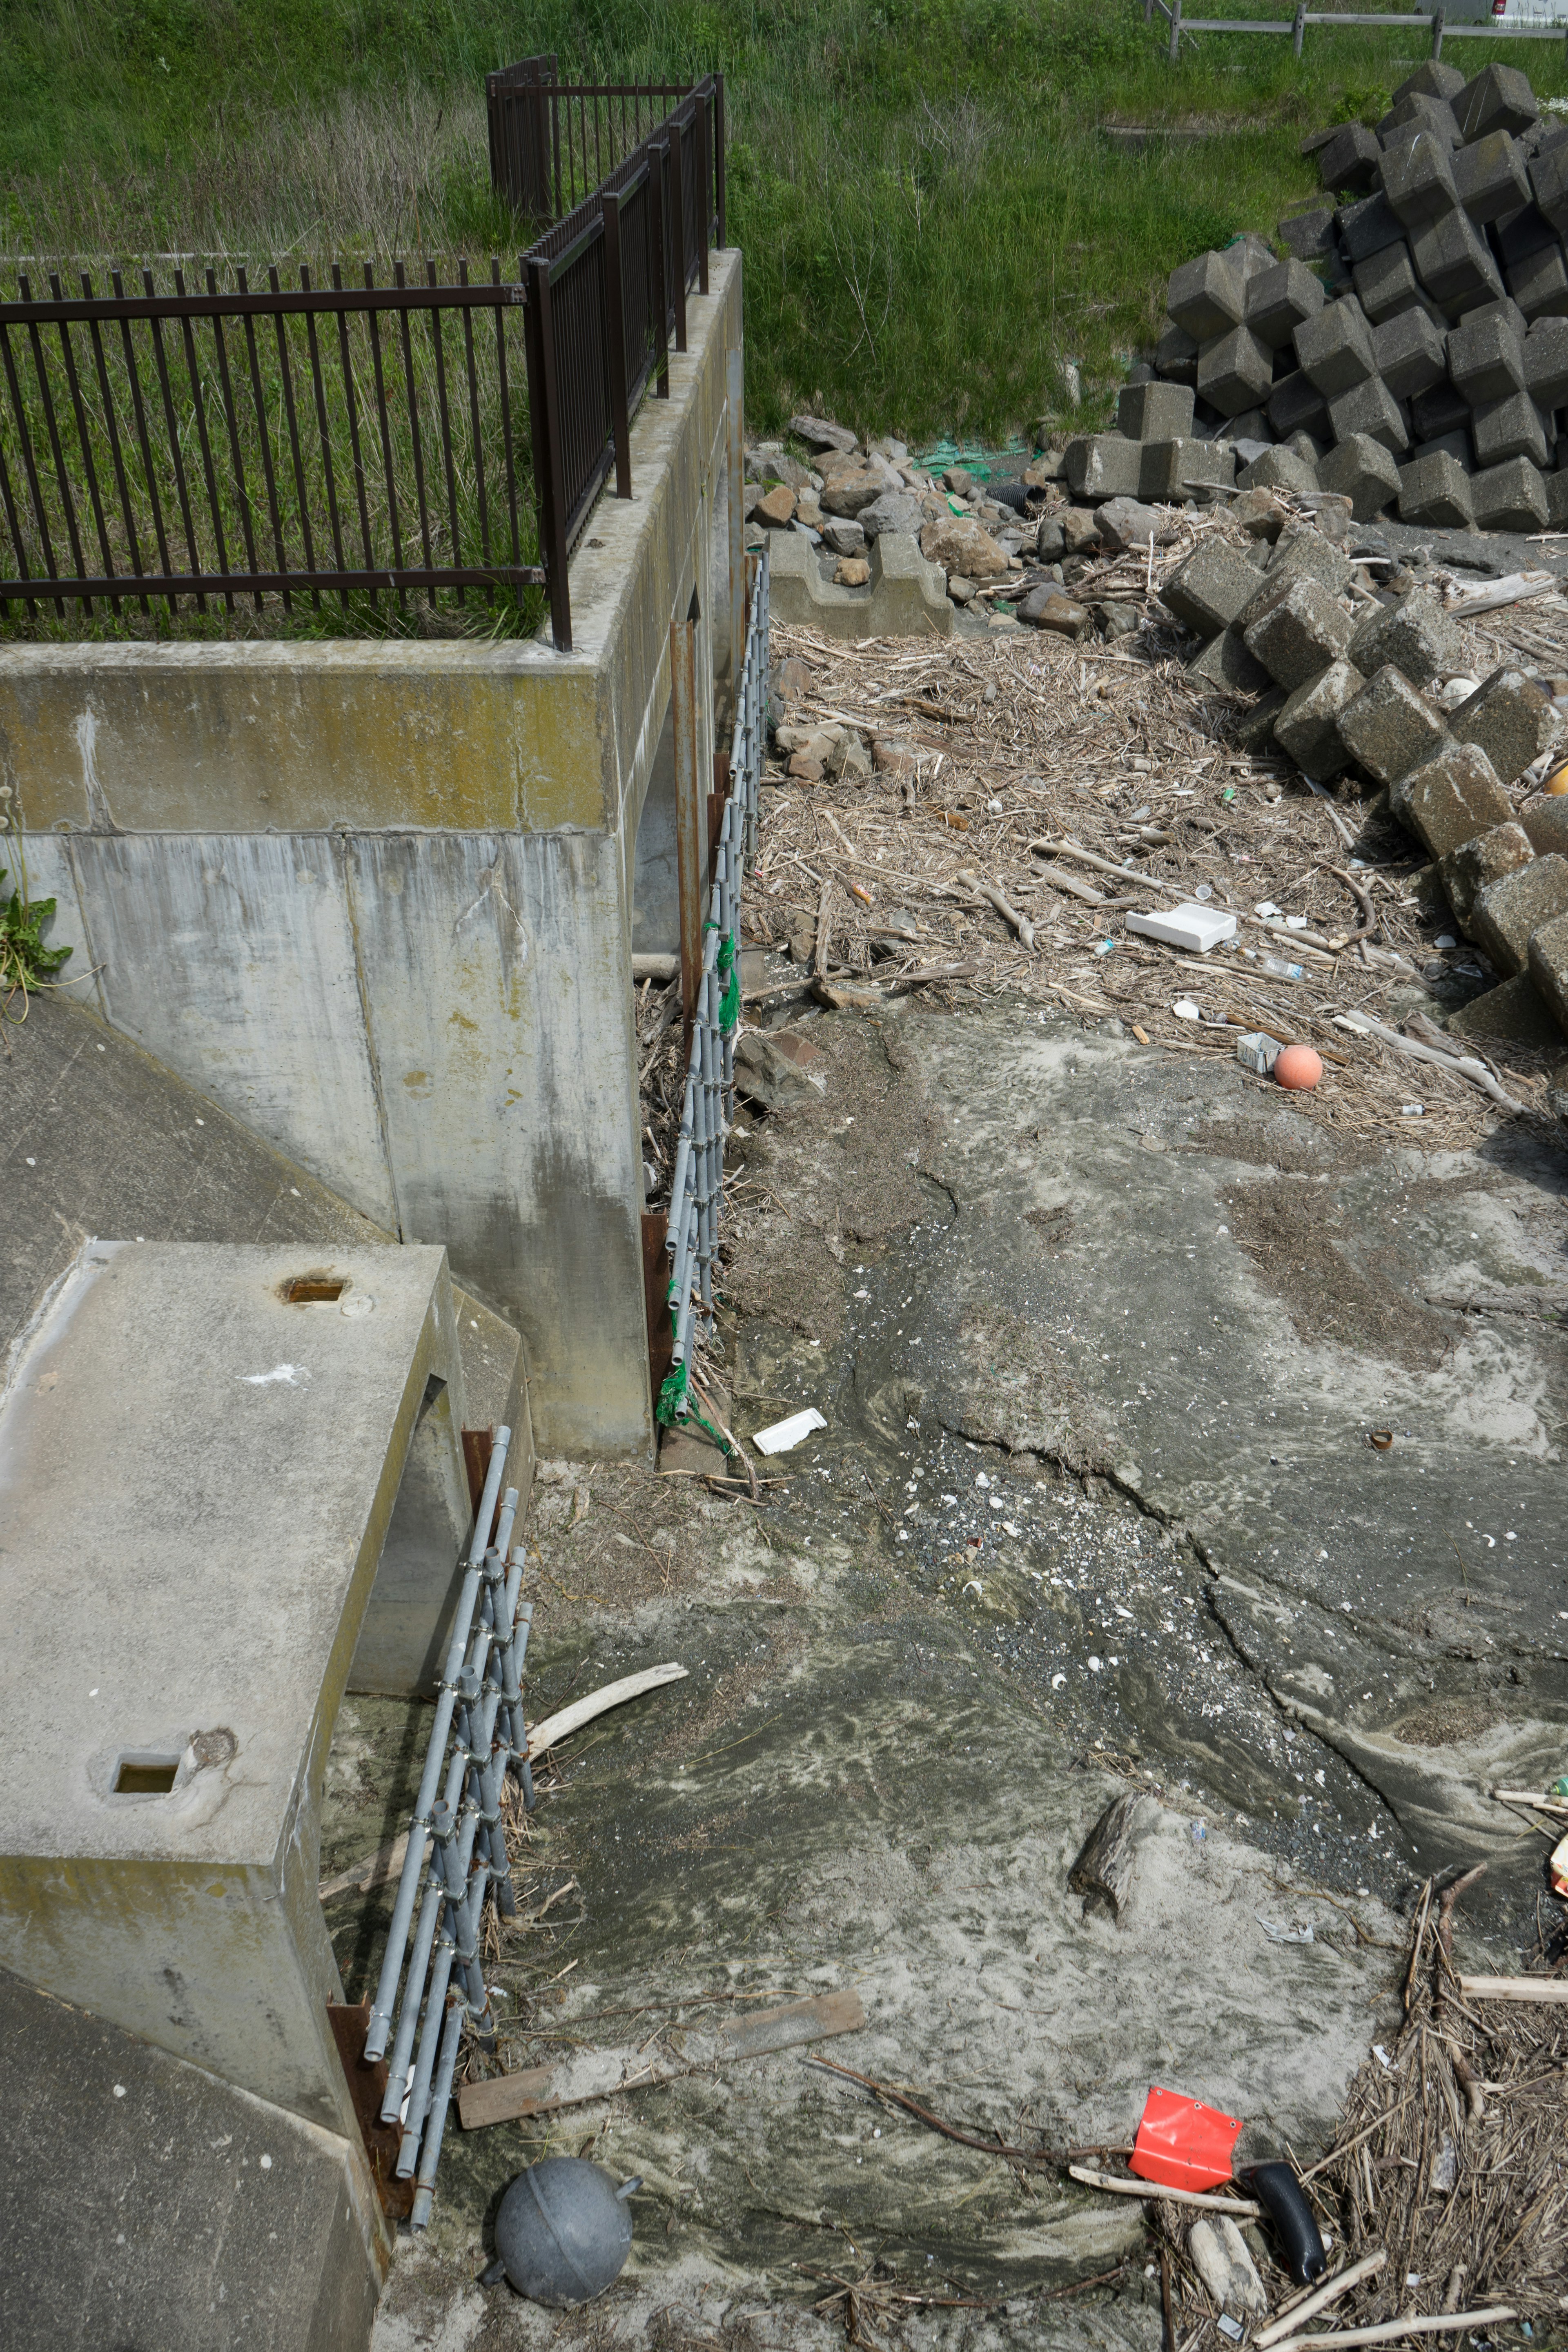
[492, 2159, 641, 2307]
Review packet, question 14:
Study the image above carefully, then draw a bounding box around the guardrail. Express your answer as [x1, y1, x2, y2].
[659, 543, 769, 1438]
[362, 1428, 535, 2228]
[1149, 0, 1568, 57]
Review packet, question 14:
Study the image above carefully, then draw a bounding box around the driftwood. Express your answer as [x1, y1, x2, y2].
[958, 868, 1035, 949]
[1457, 1973, 1568, 2004]
[1068, 1793, 1147, 1923]
[1068, 2164, 1262, 2216]
[1256, 2252, 1389, 2349]
[457, 1989, 864, 2129]
[526, 1661, 688, 1760]
[1268, 2310, 1520, 2352]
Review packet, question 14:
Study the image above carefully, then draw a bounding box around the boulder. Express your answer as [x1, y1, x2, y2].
[790, 414, 858, 455]
[918, 515, 1011, 580]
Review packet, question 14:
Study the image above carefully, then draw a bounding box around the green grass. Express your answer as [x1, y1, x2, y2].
[7, 0, 1568, 625]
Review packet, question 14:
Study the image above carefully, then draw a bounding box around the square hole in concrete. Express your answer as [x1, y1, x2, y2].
[282, 1276, 347, 1304]
[113, 1754, 181, 1795]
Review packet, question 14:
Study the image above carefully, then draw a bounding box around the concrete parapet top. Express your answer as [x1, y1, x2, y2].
[0, 1239, 459, 1867]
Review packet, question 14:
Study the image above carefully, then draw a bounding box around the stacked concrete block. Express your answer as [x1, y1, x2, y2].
[1168, 252, 1246, 341]
[1238, 445, 1319, 495]
[1242, 573, 1355, 688]
[1245, 260, 1325, 347]
[1327, 376, 1409, 455]
[1439, 820, 1535, 925]
[1471, 390, 1552, 470]
[1274, 659, 1365, 780]
[1161, 538, 1270, 635]
[1392, 739, 1513, 853]
[1528, 909, 1568, 1031]
[1470, 853, 1568, 973]
[1318, 123, 1382, 194]
[1449, 666, 1564, 781]
[1397, 447, 1475, 525]
[1373, 307, 1448, 400]
[1338, 664, 1451, 785]
[1318, 432, 1403, 518]
[1471, 453, 1550, 529]
[1348, 588, 1465, 688]
[1452, 131, 1532, 225]
[1198, 325, 1274, 417]
[1063, 436, 1145, 501]
[1140, 438, 1236, 504]
[1454, 63, 1539, 145]
[1116, 381, 1195, 441]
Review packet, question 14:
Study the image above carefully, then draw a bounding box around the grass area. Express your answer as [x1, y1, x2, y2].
[8, 0, 1568, 635]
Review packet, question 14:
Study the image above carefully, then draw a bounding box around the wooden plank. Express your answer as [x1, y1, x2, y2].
[457, 1987, 866, 2130]
[1459, 1974, 1568, 2004]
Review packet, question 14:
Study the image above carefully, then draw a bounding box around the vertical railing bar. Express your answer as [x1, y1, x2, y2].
[0, 434, 32, 620]
[670, 129, 688, 351]
[206, 268, 263, 614]
[143, 268, 207, 611]
[237, 266, 291, 612]
[173, 267, 234, 612]
[396, 260, 436, 601]
[650, 138, 670, 397]
[301, 265, 350, 613]
[269, 267, 319, 610]
[364, 261, 405, 608]
[525, 254, 570, 651]
[428, 260, 465, 604]
[112, 272, 175, 617]
[601, 190, 632, 501]
[0, 321, 62, 617]
[716, 72, 727, 247]
[492, 257, 521, 573]
[78, 272, 147, 615]
[696, 99, 710, 297]
[21, 276, 94, 615]
[457, 258, 491, 587]
[332, 263, 377, 604]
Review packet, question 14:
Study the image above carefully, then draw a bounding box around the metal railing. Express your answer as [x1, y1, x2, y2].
[489, 56, 726, 241]
[1149, 0, 1568, 56]
[0, 265, 543, 621]
[661, 545, 769, 1421]
[362, 1428, 535, 2229]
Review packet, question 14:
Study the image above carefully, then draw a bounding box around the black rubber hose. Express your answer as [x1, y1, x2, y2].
[1242, 2163, 1325, 2285]
[477, 2256, 509, 2290]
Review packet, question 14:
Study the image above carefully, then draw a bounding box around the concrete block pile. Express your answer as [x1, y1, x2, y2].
[1090, 63, 1568, 533]
[1159, 502, 1568, 1040]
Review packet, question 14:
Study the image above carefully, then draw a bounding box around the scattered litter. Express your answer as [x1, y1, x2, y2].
[1274, 1044, 1321, 1092]
[1372, 2044, 1394, 2070]
[1236, 1031, 1281, 1078]
[1369, 1430, 1393, 1452]
[1217, 2317, 1244, 2341]
[1129, 2087, 1242, 2193]
[1172, 998, 1201, 1022]
[752, 1407, 827, 1455]
[1243, 2161, 1325, 2285]
[1127, 902, 1237, 954]
[1430, 2138, 1458, 2194]
[1256, 1913, 1315, 1945]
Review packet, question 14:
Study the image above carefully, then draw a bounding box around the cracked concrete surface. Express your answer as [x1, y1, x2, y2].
[361, 996, 1566, 2350]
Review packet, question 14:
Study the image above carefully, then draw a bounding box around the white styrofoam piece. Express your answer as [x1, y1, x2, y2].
[752, 1407, 827, 1455]
[1126, 902, 1238, 954]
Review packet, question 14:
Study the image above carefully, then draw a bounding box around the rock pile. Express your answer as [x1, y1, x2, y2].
[1108, 61, 1568, 532]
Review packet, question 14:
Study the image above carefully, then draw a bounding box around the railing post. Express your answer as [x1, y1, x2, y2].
[671, 619, 703, 1055]
[601, 188, 633, 499]
[1168, 0, 1181, 62]
[1433, 7, 1445, 56]
[727, 345, 745, 689]
[1292, 1, 1305, 56]
[670, 122, 689, 351]
[524, 256, 572, 652]
[697, 93, 711, 297]
[649, 139, 671, 397]
[715, 73, 727, 247]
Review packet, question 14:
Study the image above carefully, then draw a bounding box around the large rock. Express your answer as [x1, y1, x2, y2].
[1450, 665, 1565, 783]
[918, 514, 1011, 580]
[857, 491, 927, 542]
[1095, 496, 1164, 551]
[790, 413, 858, 455]
[820, 464, 892, 517]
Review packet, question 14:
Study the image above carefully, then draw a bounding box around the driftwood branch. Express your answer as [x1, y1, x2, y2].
[1255, 2252, 1388, 2349]
[1068, 1794, 1147, 1923]
[958, 868, 1035, 949]
[1068, 2165, 1262, 2217]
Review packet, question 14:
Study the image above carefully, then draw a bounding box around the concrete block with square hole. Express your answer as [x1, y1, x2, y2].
[0, 1238, 518, 2149]
[1198, 325, 1274, 418]
[1245, 261, 1325, 350]
[1398, 449, 1476, 526]
[1316, 432, 1403, 519]
[1450, 664, 1566, 783]
[1273, 659, 1365, 782]
[1392, 740, 1513, 855]
[1456, 64, 1539, 146]
[1469, 853, 1568, 974]
[1440, 820, 1536, 929]
[1243, 574, 1355, 690]
[1167, 251, 1246, 343]
[1337, 664, 1451, 786]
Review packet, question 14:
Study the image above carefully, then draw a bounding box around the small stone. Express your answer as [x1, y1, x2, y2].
[1243, 573, 1356, 691]
[1450, 664, 1565, 784]
[1167, 250, 1246, 342]
[1100, 603, 1140, 641]
[918, 514, 1011, 579]
[1338, 662, 1450, 786]
[1025, 592, 1094, 640]
[1470, 852, 1568, 975]
[1317, 432, 1403, 520]
[1274, 659, 1366, 781]
[752, 483, 797, 528]
[947, 575, 978, 605]
[872, 737, 917, 777]
[787, 753, 824, 781]
[790, 413, 858, 454]
[1397, 448, 1475, 527]
[1095, 496, 1163, 552]
[1440, 820, 1535, 928]
[1470, 454, 1550, 532]
[1163, 539, 1272, 636]
[1526, 909, 1568, 1035]
[1062, 508, 1103, 554]
[1035, 516, 1066, 560]
[820, 465, 890, 517]
[1232, 487, 1290, 539]
[835, 556, 871, 587]
[1348, 587, 1466, 688]
[1116, 381, 1195, 440]
[1392, 739, 1512, 855]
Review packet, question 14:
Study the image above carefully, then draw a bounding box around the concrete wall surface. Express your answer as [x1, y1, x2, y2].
[0, 1962, 384, 2352]
[0, 1240, 471, 2140]
[3, 249, 745, 1457]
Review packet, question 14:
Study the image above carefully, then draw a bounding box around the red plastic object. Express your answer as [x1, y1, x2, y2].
[1129, 2087, 1243, 2192]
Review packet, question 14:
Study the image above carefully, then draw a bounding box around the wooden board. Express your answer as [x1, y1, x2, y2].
[457, 1988, 865, 2131]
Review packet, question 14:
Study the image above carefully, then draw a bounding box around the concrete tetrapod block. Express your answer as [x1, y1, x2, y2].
[1394, 60, 1466, 107]
[1455, 63, 1539, 145]
[1469, 455, 1550, 532]
[1328, 376, 1411, 457]
[1412, 378, 1473, 443]
[1448, 305, 1527, 404]
[1317, 432, 1403, 519]
[1449, 967, 1564, 1047]
[1453, 129, 1532, 225]
[1245, 260, 1326, 350]
[1527, 908, 1568, 1036]
[1374, 305, 1448, 400]
[1117, 380, 1195, 441]
[0, 1238, 477, 2142]
[1471, 390, 1553, 470]
[1318, 122, 1382, 195]
[1469, 851, 1568, 975]
[1064, 434, 1147, 501]
[1273, 659, 1365, 782]
[1412, 427, 1474, 468]
[1521, 793, 1568, 854]
[1161, 538, 1271, 636]
[1506, 241, 1568, 323]
[1392, 740, 1513, 855]
[1499, 199, 1560, 267]
[1198, 325, 1274, 418]
[1140, 436, 1237, 504]
[769, 530, 952, 638]
[1398, 450, 1477, 526]
[1237, 445, 1320, 495]
[1440, 819, 1536, 929]
[1243, 572, 1356, 690]
[1338, 192, 1406, 265]
[1294, 301, 1378, 396]
[1156, 318, 1201, 386]
[1530, 136, 1568, 237]
[1546, 469, 1568, 526]
[1338, 663, 1452, 786]
[1381, 92, 1462, 149]
[1354, 240, 1422, 325]
[1410, 209, 1504, 315]
[1187, 627, 1271, 693]
[1268, 368, 1332, 444]
[1451, 664, 1566, 784]
[1382, 127, 1462, 230]
[1168, 250, 1246, 343]
[1279, 205, 1337, 262]
[1261, 519, 1359, 600]
[1524, 314, 1568, 408]
[1348, 588, 1466, 689]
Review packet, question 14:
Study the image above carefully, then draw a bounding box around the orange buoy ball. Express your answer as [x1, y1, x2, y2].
[1274, 1044, 1322, 1091]
[1545, 762, 1568, 797]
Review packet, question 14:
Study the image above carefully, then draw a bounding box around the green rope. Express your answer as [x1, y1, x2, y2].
[704, 917, 741, 1033]
[655, 1351, 730, 1452]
